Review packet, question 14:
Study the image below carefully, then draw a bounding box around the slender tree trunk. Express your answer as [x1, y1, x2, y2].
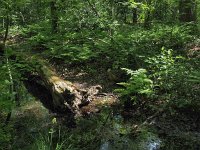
[2, 13, 16, 125]
[144, 11, 151, 28]
[3, 15, 9, 48]
[111, 0, 115, 20]
[3, 14, 13, 125]
[109, 0, 115, 43]
[50, 0, 58, 33]
[5, 112, 12, 125]
[0, 14, 10, 55]
[19, 12, 25, 26]
[118, 4, 127, 23]
[179, 0, 197, 22]
[144, 0, 152, 28]
[14, 81, 20, 107]
[1, 5, 9, 64]
[123, 6, 127, 23]
[3, 17, 5, 28]
[132, 8, 137, 24]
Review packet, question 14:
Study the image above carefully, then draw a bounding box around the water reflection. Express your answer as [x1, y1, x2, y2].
[100, 141, 110, 150]
[147, 139, 161, 150]
[99, 114, 161, 150]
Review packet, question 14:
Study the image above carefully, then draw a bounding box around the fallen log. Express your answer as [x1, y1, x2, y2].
[16, 54, 118, 118]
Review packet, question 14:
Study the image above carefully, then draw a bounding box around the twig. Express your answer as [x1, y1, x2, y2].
[133, 110, 164, 131]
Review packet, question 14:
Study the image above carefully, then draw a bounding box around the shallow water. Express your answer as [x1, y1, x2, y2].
[100, 141, 110, 150]
[99, 114, 161, 150]
[147, 139, 161, 150]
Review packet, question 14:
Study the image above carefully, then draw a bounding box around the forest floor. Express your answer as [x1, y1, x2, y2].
[12, 59, 200, 149]
[12, 100, 51, 149]
[10, 59, 200, 149]
[6, 35, 200, 149]
[52, 56, 200, 149]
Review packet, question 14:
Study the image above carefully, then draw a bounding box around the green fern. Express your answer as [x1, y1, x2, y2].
[115, 68, 154, 101]
[188, 71, 200, 83]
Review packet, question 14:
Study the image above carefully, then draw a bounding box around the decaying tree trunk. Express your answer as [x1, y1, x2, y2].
[40, 66, 83, 117]
[20, 56, 117, 119]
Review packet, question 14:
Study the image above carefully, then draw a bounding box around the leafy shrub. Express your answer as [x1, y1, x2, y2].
[0, 61, 14, 150]
[93, 24, 193, 69]
[131, 24, 193, 56]
[188, 71, 200, 83]
[115, 68, 154, 103]
[0, 123, 13, 150]
[145, 47, 176, 90]
[146, 47, 200, 110]
[0, 62, 14, 112]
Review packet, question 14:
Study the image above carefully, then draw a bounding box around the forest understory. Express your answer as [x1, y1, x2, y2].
[0, 0, 200, 150]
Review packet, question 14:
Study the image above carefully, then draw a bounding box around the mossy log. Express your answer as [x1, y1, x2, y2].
[40, 65, 83, 117]
[18, 54, 118, 118]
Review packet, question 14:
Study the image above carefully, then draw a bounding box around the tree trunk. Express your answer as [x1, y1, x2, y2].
[3, 15, 10, 50]
[50, 0, 58, 33]
[26, 63, 84, 117]
[179, 0, 197, 22]
[132, 8, 137, 24]
[123, 6, 127, 23]
[144, 0, 152, 28]
[4, 112, 12, 125]
[144, 10, 151, 28]
[19, 56, 117, 118]
[1, 9, 14, 125]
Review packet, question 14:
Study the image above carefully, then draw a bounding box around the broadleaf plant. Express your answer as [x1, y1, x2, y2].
[115, 68, 154, 102]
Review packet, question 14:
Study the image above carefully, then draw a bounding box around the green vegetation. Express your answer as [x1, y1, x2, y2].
[115, 68, 154, 103]
[0, 0, 200, 149]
